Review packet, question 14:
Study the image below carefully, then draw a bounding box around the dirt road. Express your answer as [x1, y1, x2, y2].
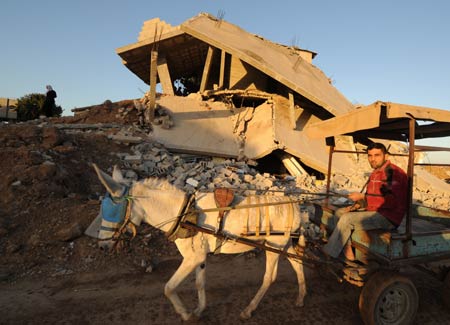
[1, 252, 449, 325]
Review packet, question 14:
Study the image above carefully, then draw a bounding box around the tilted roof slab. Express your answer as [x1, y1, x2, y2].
[117, 13, 355, 117]
[180, 14, 354, 117]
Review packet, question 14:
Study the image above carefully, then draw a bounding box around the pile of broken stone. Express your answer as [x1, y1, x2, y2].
[65, 96, 450, 215]
[106, 127, 449, 211]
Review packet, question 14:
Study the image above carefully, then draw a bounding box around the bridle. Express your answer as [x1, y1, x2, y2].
[98, 187, 137, 250]
[98, 186, 190, 250]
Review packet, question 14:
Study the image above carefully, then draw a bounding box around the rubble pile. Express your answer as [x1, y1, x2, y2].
[69, 97, 450, 212]
[101, 126, 450, 211]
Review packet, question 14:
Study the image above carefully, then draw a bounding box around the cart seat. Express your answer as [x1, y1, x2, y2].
[352, 218, 450, 260]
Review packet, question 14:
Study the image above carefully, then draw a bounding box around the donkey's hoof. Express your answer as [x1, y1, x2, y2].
[295, 296, 305, 307]
[192, 307, 203, 319]
[240, 310, 252, 320]
[295, 299, 304, 307]
[181, 312, 191, 321]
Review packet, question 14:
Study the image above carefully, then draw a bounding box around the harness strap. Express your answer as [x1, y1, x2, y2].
[255, 196, 261, 236]
[265, 202, 270, 236]
[285, 202, 294, 236]
[199, 197, 304, 213]
[243, 196, 250, 235]
[165, 194, 193, 240]
[100, 226, 118, 232]
[112, 197, 136, 250]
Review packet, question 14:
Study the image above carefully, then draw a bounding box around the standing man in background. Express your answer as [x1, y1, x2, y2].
[42, 85, 57, 117]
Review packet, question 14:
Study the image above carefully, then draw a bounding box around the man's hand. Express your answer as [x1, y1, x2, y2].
[348, 192, 365, 202]
[342, 202, 361, 212]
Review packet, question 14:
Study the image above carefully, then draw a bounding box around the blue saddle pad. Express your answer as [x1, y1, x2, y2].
[101, 192, 128, 223]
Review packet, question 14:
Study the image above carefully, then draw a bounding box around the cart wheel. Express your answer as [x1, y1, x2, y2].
[358, 271, 418, 325]
[443, 270, 450, 309]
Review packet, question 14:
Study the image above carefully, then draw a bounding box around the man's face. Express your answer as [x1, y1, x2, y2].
[367, 148, 386, 169]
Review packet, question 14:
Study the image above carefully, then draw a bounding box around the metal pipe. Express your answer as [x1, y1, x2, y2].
[406, 118, 416, 242]
[415, 163, 450, 167]
[325, 145, 334, 205]
[333, 149, 408, 157]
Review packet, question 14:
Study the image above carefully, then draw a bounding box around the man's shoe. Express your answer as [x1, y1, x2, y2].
[343, 243, 355, 261]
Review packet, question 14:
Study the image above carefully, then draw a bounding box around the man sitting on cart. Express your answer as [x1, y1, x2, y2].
[323, 142, 408, 261]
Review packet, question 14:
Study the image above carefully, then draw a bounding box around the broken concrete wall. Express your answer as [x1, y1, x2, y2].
[148, 93, 363, 177]
[151, 94, 240, 157]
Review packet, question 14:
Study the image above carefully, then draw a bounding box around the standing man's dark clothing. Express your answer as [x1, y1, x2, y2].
[43, 85, 57, 117]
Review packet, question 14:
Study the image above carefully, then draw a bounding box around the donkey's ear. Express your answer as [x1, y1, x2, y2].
[112, 165, 126, 183]
[93, 164, 125, 198]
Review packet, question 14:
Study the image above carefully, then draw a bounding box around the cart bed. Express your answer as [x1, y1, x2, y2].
[313, 203, 450, 263]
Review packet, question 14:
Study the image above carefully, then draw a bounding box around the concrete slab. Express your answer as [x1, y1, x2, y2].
[181, 14, 354, 117]
[152, 95, 239, 157]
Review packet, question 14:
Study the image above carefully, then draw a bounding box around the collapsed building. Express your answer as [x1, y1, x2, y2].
[116, 13, 355, 176]
[113, 13, 449, 205]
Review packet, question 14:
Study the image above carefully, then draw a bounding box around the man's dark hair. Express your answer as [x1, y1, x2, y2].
[367, 142, 387, 154]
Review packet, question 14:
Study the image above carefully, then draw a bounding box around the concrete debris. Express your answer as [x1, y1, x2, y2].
[55, 222, 84, 242]
[112, 136, 449, 212]
[11, 180, 21, 187]
[101, 134, 446, 213]
[108, 134, 143, 143]
[55, 116, 449, 212]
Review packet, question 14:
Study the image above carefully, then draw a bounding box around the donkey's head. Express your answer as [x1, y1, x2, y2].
[93, 164, 134, 251]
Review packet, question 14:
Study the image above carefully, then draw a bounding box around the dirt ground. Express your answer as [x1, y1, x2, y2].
[0, 102, 449, 324]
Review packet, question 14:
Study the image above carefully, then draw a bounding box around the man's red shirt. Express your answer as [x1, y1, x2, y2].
[365, 160, 408, 227]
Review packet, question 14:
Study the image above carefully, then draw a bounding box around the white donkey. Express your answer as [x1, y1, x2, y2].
[93, 164, 307, 321]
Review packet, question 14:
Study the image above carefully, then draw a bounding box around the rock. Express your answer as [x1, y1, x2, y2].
[5, 243, 21, 254]
[124, 155, 142, 163]
[54, 223, 84, 242]
[27, 234, 41, 247]
[186, 178, 199, 188]
[42, 127, 64, 149]
[37, 161, 56, 180]
[109, 134, 143, 144]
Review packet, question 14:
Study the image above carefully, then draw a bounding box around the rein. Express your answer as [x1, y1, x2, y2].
[191, 197, 305, 214]
[111, 196, 137, 250]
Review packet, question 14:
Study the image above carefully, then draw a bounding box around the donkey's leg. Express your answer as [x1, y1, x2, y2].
[192, 262, 207, 318]
[240, 251, 280, 319]
[287, 245, 307, 307]
[164, 255, 206, 321]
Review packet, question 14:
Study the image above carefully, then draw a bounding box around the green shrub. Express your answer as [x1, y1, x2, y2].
[53, 104, 63, 117]
[16, 93, 63, 120]
[16, 93, 44, 121]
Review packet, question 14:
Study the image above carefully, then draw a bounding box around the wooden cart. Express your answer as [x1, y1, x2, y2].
[305, 101, 450, 324]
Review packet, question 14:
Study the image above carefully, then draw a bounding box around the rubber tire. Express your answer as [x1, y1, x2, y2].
[358, 271, 418, 325]
[443, 270, 450, 309]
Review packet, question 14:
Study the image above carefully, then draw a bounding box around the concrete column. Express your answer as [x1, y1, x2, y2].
[148, 50, 158, 122]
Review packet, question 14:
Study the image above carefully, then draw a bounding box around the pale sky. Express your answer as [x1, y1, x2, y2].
[2, 0, 450, 158]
